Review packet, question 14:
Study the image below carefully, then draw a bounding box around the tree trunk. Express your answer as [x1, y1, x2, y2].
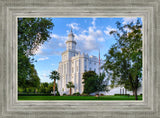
[123, 88, 124, 95]
[25, 88, 26, 93]
[135, 89, 138, 100]
[135, 75, 139, 100]
[133, 90, 135, 96]
[70, 88, 71, 95]
[53, 79, 56, 96]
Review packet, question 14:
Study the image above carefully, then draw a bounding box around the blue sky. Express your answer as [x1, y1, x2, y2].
[33, 17, 142, 83]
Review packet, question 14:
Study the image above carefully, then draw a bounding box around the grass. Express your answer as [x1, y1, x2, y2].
[18, 95, 142, 100]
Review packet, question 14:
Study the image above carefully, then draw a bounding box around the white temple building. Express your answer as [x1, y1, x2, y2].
[57, 29, 104, 95]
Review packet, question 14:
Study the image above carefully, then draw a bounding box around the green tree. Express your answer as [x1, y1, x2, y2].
[43, 82, 49, 88]
[38, 83, 48, 93]
[18, 18, 54, 55]
[39, 83, 46, 93]
[38, 82, 60, 94]
[96, 73, 109, 95]
[49, 71, 60, 95]
[82, 71, 108, 95]
[66, 82, 75, 95]
[102, 20, 142, 100]
[82, 71, 98, 94]
[25, 64, 40, 93]
[18, 18, 54, 90]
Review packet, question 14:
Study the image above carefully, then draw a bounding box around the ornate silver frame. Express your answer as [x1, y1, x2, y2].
[0, 0, 159, 118]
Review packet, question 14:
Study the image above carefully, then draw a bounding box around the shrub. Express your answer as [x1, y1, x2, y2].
[81, 93, 89, 96]
[18, 87, 24, 93]
[18, 93, 51, 96]
[63, 93, 67, 96]
[73, 92, 80, 96]
[100, 94, 104, 96]
[56, 91, 60, 96]
[114, 94, 130, 96]
[26, 88, 36, 93]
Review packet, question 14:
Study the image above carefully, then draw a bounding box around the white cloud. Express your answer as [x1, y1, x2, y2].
[38, 57, 49, 61]
[51, 64, 55, 66]
[74, 25, 104, 52]
[81, 30, 87, 34]
[98, 37, 105, 42]
[104, 17, 138, 36]
[50, 34, 67, 41]
[122, 17, 137, 25]
[66, 30, 70, 34]
[91, 18, 96, 29]
[58, 43, 64, 47]
[39, 72, 52, 83]
[104, 26, 117, 36]
[34, 34, 67, 56]
[50, 34, 59, 39]
[72, 18, 104, 52]
[67, 23, 79, 30]
[41, 73, 48, 78]
[35, 18, 104, 56]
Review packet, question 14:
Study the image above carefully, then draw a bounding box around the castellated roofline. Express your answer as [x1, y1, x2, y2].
[70, 52, 99, 61]
[61, 49, 77, 55]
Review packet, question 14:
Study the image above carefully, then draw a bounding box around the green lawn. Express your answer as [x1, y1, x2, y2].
[18, 95, 142, 100]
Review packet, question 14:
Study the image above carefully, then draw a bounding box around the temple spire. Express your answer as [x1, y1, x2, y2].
[68, 27, 74, 38]
[66, 28, 76, 50]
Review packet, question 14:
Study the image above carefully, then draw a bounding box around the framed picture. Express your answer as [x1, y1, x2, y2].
[0, 0, 159, 118]
[17, 17, 143, 101]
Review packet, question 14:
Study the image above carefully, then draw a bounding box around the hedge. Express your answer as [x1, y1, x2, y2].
[18, 93, 52, 96]
[114, 94, 130, 96]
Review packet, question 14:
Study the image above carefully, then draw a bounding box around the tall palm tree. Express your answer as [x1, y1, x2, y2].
[66, 82, 75, 95]
[49, 70, 60, 96]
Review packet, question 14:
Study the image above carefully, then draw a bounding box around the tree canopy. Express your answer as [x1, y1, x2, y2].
[66, 82, 75, 95]
[82, 71, 108, 94]
[102, 19, 142, 100]
[96, 72, 109, 94]
[18, 18, 54, 89]
[82, 71, 98, 94]
[18, 18, 54, 55]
